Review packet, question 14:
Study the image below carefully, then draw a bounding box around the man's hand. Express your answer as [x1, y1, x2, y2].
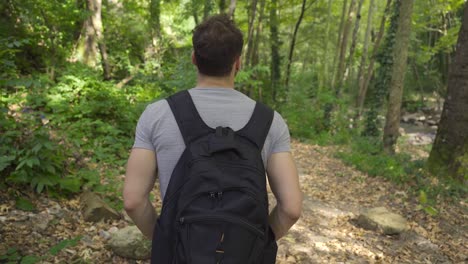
[123, 148, 158, 239]
[266, 152, 302, 240]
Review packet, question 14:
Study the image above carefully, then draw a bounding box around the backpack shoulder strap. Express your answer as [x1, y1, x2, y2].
[166, 90, 213, 145]
[237, 102, 274, 150]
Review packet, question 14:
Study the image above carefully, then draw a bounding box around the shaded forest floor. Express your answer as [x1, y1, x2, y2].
[0, 141, 466, 263]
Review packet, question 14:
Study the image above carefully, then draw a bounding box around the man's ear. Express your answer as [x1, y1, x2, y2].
[234, 56, 241, 72]
[191, 51, 197, 66]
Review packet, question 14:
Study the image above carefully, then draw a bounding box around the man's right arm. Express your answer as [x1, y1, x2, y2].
[266, 151, 302, 240]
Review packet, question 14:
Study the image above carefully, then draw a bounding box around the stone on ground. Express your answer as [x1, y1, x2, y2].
[357, 207, 409, 235]
[107, 226, 151, 260]
[80, 192, 120, 222]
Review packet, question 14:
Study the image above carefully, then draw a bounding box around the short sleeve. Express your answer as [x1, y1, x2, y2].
[270, 112, 291, 154]
[132, 105, 156, 152]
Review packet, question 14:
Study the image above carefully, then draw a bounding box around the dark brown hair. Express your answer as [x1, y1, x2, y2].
[192, 14, 244, 77]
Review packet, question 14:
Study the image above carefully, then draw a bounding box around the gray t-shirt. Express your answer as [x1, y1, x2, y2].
[133, 87, 290, 198]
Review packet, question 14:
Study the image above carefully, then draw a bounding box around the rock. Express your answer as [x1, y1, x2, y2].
[426, 120, 438, 126]
[47, 204, 65, 218]
[107, 226, 151, 260]
[430, 125, 438, 130]
[32, 212, 50, 232]
[357, 207, 409, 235]
[80, 192, 120, 222]
[414, 121, 424, 127]
[99, 230, 111, 240]
[401, 113, 419, 123]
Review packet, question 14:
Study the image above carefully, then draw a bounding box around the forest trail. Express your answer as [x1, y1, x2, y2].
[0, 141, 466, 263]
[274, 141, 466, 263]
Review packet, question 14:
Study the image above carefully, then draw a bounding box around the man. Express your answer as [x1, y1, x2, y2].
[124, 14, 302, 258]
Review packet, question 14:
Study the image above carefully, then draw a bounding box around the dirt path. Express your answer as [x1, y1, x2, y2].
[274, 141, 467, 263]
[0, 141, 466, 263]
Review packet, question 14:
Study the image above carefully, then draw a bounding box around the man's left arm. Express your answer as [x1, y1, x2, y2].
[123, 148, 158, 239]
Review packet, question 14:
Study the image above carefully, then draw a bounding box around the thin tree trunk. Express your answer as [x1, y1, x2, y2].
[356, 0, 375, 108]
[383, 0, 414, 153]
[219, 0, 226, 13]
[192, 0, 200, 25]
[251, 0, 266, 67]
[87, 0, 111, 80]
[285, 0, 308, 89]
[269, 0, 281, 102]
[204, 0, 212, 20]
[333, 0, 357, 97]
[332, 0, 349, 88]
[244, 0, 259, 68]
[345, 0, 365, 85]
[321, 0, 332, 89]
[228, 0, 237, 19]
[428, 3, 468, 181]
[357, 0, 392, 114]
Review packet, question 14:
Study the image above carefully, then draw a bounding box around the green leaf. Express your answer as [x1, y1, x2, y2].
[419, 190, 428, 205]
[48, 237, 81, 256]
[20, 255, 40, 264]
[424, 206, 438, 216]
[15, 197, 36, 211]
[59, 177, 81, 193]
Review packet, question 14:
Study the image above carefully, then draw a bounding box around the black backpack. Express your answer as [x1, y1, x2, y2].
[151, 90, 278, 264]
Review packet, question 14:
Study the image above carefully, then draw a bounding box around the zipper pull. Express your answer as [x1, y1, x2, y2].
[217, 191, 223, 200]
[209, 192, 216, 199]
[179, 217, 185, 224]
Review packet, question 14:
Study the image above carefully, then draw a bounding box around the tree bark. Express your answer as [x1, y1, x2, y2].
[192, 0, 200, 25]
[269, 0, 281, 102]
[355, 0, 374, 108]
[204, 0, 212, 20]
[332, 0, 349, 88]
[321, 0, 333, 89]
[244, 0, 259, 68]
[251, 0, 266, 67]
[383, 0, 414, 153]
[228, 0, 237, 19]
[345, 0, 365, 84]
[285, 0, 308, 89]
[428, 3, 468, 181]
[357, 0, 392, 115]
[88, 0, 111, 80]
[333, 0, 357, 97]
[219, 0, 226, 13]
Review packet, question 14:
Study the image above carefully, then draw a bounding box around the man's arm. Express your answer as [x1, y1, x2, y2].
[123, 148, 158, 239]
[266, 152, 302, 240]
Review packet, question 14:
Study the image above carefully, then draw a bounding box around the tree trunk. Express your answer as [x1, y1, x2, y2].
[285, 0, 308, 89]
[355, 0, 375, 108]
[333, 0, 357, 97]
[428, 3, 468, 181]
[345, 0, 365, 85]
[87, 0, 111, 80]
[204, 0, 213, 20]
[228, 0, 237, 19]
[332, 0, 349, 88]
[357, 0, 392, 115]
[219, 0, 226, 13]
[269, 0, 281, 102]
[382, 0, 414, 153]
[192, 0, 200, 25]
[244, 0, 259, 68]
[251, 0, 266, 67]
[150, 0, 161, 39]
[321, 0, 333, 89]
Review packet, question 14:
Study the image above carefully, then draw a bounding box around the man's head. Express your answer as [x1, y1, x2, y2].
[192, 14, 244, 77]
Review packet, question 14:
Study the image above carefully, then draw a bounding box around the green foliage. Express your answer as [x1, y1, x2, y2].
[337, 136, 418, 183]
[15, 197, 36, 211]
[49, 237, 81, 256]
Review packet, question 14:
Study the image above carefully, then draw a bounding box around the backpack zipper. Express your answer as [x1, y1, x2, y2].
[179, 214, 265, 238]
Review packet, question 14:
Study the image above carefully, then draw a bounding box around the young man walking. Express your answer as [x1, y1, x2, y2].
[124, 15, 302, 263]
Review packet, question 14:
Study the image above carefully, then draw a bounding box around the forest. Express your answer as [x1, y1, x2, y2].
[0, 0, 467, 263]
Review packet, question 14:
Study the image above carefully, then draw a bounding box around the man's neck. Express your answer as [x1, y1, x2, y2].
[196, 74, 234, 89]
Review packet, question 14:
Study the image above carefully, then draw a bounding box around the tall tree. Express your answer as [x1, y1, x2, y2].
[269, 0, 281, 102]
[383, 0, 414, 153]
[357, 0, 392, 116]
[355, 0, 375, 109]
[285, 0, 308, 89]
[428, 2, 468, 181]
[321, 0, 333, 88]
[333, 0, 357, 97]
[332, 0, 349, 87]
[345, 0, 365, 84]
[204, 0, 213, 20]
[219, 0, 226, 13]
[228, 0, 237, 19]
[244, 0, 259, 67]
